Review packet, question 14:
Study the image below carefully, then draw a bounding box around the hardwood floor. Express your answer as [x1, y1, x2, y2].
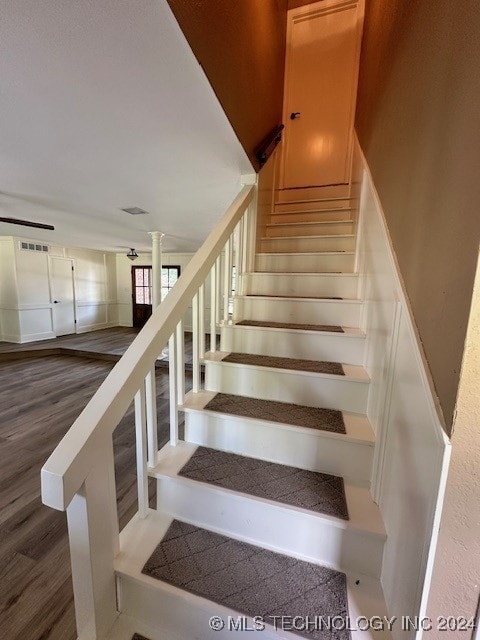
[0, 353, 192, 640]
[0, 327, 140, 356]
[0, 327, 217, 367]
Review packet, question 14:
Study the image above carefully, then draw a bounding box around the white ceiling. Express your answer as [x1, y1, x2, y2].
[0, 0, 252, 253]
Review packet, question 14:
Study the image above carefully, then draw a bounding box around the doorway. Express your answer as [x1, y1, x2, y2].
[280, 0, 364, 190]
[50, 257, 76, 336]
[132, 266, 152, 328]
[132, 265, 181, 328]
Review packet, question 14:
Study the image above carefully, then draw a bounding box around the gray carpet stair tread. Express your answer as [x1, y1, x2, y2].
[236, 320, 344, 333]
[221, 353, 345, 376]
[179, 446, 349, 520]
[204, 393, 346, 434]
[142, 519, 350, 640]
[248, 294, 343, 299]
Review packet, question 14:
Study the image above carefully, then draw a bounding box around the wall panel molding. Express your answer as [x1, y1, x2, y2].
[354, 135, 451, 637]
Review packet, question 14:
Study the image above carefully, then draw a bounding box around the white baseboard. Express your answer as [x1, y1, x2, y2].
[15, 331, 56, 344]
[0, 333, 23, 343]
[75, 321, 118, 334]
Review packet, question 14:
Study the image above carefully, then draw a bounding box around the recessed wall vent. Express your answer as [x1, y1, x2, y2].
[121, 207, 149, 216]
[19, 241, 49, 253]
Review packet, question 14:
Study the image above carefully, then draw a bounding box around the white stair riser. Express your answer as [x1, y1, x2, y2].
[233, 296, 363, 326]
[260, 235, 355, 253]
[156, 478, 384, 578]
[204, 362, 369, 413]
[220, 325, 365, 365]
[184, 410, 374, 482]
[266, 221, 355, 238]
[270, 210, 355, 224]
[118, 576, 303, 640]
[274, 198, 354, 212]
[255, 252, 355, 273]
[243, 273, 358, 299]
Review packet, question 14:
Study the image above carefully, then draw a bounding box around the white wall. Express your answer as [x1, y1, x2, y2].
[67, 246, 117, 333]
[0, 237, 20, 341]
[0, 235, 118, 342]
[355, 139, 451, 639]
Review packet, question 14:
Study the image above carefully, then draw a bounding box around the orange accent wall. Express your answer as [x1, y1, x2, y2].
[355, 0, 480, 431]
[166, 0, 287, 169]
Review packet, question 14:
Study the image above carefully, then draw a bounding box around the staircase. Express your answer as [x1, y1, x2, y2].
[106, 196, 390, 639]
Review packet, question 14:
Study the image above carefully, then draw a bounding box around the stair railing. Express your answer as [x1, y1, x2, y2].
[41, 183, 255, 639]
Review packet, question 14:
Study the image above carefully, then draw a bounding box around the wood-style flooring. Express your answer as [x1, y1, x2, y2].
[0, 327, 140, 357]
[0, 327, 215, 367]
[0, 342, 193, 639]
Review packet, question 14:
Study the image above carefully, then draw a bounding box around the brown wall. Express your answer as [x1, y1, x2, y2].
[356, 0, 480, 431]
[166, 0, 287, 168]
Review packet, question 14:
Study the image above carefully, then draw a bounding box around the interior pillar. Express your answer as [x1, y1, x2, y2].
[148, 231, 164, 309]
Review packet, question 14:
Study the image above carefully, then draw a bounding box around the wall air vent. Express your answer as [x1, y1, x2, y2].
[121, 207, 149, 215]
[19, 241, 49, 253]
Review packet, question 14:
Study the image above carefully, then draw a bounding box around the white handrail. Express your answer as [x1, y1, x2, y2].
[41, 184, 254, 512]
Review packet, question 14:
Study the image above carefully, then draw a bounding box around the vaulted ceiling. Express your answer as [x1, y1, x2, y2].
[0, 0, 252, 252]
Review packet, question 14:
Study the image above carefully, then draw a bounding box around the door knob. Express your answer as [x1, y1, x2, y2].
[53, 300, 60, 304]
[290, 112, 301, 120]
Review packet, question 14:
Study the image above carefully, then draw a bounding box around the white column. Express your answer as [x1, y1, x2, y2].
[148, 231, 165, 309]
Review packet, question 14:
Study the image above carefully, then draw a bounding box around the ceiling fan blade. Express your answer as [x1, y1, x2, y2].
[0, 216, 55, 231]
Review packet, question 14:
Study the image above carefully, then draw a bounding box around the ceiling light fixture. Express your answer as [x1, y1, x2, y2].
[126, 248, 138, 261]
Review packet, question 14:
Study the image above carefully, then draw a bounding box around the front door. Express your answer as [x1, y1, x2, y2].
[132, 266, 153, 328]
[50, 257, 76, 336]
[280, 0, 364, 189]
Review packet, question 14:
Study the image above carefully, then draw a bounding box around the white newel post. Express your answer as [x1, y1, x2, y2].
[66, 437, 119, 640]
[148, 231, 165, 309]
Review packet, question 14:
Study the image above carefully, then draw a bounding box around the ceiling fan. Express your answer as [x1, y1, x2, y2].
[0, 216, 54, 231]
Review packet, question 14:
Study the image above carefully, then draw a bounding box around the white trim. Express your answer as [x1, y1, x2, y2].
[15, 331, 56, 343]
[75, 300, 116, 308]
[356, 136, 447, 438]
[75, 322, 118, 334]
[355, 133, 451, 638]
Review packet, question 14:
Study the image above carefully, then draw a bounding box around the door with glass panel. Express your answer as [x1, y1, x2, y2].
[132, 265, 181, 328]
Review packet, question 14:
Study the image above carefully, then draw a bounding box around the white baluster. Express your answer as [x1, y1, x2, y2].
[246, 202, 256, 273]
[223, 238, 231, 323]
[199, 282, 205, 357]
[145, 367, 158, 468]
[192, 292, 200, 393]
[134, 385, 149, 518]
[241, 212, 249, 287]
[210, 263, 217, 352]
[237, 217, 244, 282]
[169, 332, 179, 445]
[66, 440, 118, 639]
[215, 255, 221, 325]
[176, 319, 185, 406]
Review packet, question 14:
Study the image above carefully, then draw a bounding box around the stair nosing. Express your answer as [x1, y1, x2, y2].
[150, 443, 383, 536]
[155, 470, 365, 533]
[115, 508, 386, 594]
[256, 251, 355, 256]
[266, 220, 353, 228]
[236, 294, 363, 303]
[203, 353, 369, 382]
[271, 207, 356, 213]
[228, 323, 365, 338]
[181, 396, 374, 445]
[274, 197, 355, 205]
[246, 271, 358, 277]
[261, 233, 355, 240]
